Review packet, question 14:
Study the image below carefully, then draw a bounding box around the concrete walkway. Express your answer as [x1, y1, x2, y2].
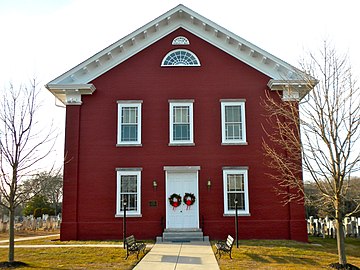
[0, 234, 126, 248]
[0, 235, 220, 269]
[134, 241, 219, 270]
[0, 234, 60, 244]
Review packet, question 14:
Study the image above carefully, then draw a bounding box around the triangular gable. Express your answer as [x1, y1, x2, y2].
[46, 4, 317, 104]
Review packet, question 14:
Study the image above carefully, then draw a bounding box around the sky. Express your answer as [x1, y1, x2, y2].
[0, 0, 359, 177]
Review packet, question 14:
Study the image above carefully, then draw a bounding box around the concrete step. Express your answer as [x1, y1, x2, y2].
[158, 228, 208, 242]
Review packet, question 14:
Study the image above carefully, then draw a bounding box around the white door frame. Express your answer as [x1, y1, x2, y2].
[164, 166, 200, 229]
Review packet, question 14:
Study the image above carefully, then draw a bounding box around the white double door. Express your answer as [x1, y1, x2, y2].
[166, 171, 199, 229]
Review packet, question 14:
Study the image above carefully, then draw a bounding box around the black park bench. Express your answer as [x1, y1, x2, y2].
[215, 235, 235, 259]
[125, 235, 146, 259]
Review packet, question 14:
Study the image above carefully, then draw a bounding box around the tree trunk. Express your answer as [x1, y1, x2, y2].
[8, 208, 15, 262]
[335, 209, 347, 266]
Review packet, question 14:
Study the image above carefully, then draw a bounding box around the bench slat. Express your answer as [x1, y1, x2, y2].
[215, 235, 234, 259]
[125, 235, 146, 260]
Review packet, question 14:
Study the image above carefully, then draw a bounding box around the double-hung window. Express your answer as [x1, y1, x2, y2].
[116, 168, 142, 216]
[221, 100, 246, 144]
[223, 168, 249, 215]
[169, 100, 194, 145]
[117, 101, 142, 146]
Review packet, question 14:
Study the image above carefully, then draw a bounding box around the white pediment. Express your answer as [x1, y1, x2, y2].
[46, 4, 317, 104]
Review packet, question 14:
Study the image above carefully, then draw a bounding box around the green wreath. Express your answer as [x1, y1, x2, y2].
[183, 193, 196, 207]
[168, 193, 182, 208]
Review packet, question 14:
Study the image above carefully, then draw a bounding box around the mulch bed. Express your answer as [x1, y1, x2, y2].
[329, 263, 360, 270]
[0, 261, 29, 268]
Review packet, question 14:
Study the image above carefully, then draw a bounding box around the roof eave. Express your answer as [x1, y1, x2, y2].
[45, 83, 96, 105]
[267, 79, 319, 101]
[46, 4, 310, 88]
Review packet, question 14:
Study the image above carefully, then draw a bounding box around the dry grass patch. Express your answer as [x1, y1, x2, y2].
[0, 229, 60, 241]
[0, 246, 145, 269]
[213, 237, 360, 270]
[0, 236, 153, 269]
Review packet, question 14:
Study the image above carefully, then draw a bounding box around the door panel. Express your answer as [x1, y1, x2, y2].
[166, 172, 198, 229]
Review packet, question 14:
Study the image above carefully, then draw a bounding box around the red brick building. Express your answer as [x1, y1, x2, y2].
[46, 5, 315, 242]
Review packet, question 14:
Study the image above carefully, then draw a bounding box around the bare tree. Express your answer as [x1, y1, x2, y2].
[0, 80, 56, 263]
[262, 42, 360, 267]
[304, 177, 360, 218]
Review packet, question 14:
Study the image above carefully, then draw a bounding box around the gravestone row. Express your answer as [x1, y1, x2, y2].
[0, 215, 61, 233]
[307, 216, 360, 238]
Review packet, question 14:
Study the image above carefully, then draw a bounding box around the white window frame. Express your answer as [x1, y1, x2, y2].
[172, 36, 190, 45]
[221, 100, 247, 145]
[161, 49, 200, 66]
[223, 168, 249, 216]
[117, 101, 142, 146]
[116, 168, 142, 217]
[169, 100, 194, 146]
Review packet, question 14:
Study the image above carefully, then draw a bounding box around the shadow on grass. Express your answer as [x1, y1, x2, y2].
[244, 253, 320, 266]
[0, 261, 29, 268]
[244, 253, 271, 263]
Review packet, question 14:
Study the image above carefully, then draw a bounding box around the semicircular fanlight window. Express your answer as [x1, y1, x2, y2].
[172, 36, 190, 45]
[161, 49, 201, 67]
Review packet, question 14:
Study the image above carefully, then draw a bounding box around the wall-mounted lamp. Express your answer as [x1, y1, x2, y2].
[207, 179, 212, 190]
[153, 180, 158, 190]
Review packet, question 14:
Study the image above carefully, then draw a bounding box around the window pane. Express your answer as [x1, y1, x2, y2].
[174, 107, 181, 122]
[225, 106, 232, 122]
[120, 174, 138, 212]
[120, 194, 137, 211]
[121, 125, 138, 142]
[173, 124, 190, 140]
[121, 175, 137, 192]
[226, 124, 240, 140]
[224, 104, 244, 141]
[122, 107, 137, 124]
[162, 49, 200, 66]
[225, 106, 241, 122]
[227, 173, 245, 211]
[182, 107, 189, 122]
[174, 106, 189, 123]
[227, 174, 244, 191]
[228, 193, 245, 210]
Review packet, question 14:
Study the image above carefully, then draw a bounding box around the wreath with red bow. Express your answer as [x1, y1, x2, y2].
[183, 193, 196, 209]
[168, 193, 182, 208]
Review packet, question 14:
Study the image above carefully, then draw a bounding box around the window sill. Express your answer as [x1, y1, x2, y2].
[115, 214, 142, 218]
[116, 144, 142, 147]
[221, 142, 248, 146]
[223, 213, 250, 217]
[168, 143, 195, 146]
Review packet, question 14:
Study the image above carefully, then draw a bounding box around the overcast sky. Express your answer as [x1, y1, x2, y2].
[0, 0, 359, 176]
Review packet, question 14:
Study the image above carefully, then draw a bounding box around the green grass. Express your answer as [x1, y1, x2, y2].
[213, 236, 360, 270]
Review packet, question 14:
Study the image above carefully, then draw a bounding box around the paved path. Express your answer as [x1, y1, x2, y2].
[134, 241, 219, 270]
[0, 234, 60, 244]
[0, 235, 220, 269]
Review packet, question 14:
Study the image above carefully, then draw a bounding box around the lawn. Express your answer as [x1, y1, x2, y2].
[213, 236, 360, 270]
[0, 246, 146, 269]
[0, 233, 359, 269]
[0, 229, 60, 241]
[0, 231, 150, 269]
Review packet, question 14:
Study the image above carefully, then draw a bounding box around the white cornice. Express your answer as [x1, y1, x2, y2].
[46, 4, 317, 104]
[45, 84, 96, 105]
[267, 79, 318, 101]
